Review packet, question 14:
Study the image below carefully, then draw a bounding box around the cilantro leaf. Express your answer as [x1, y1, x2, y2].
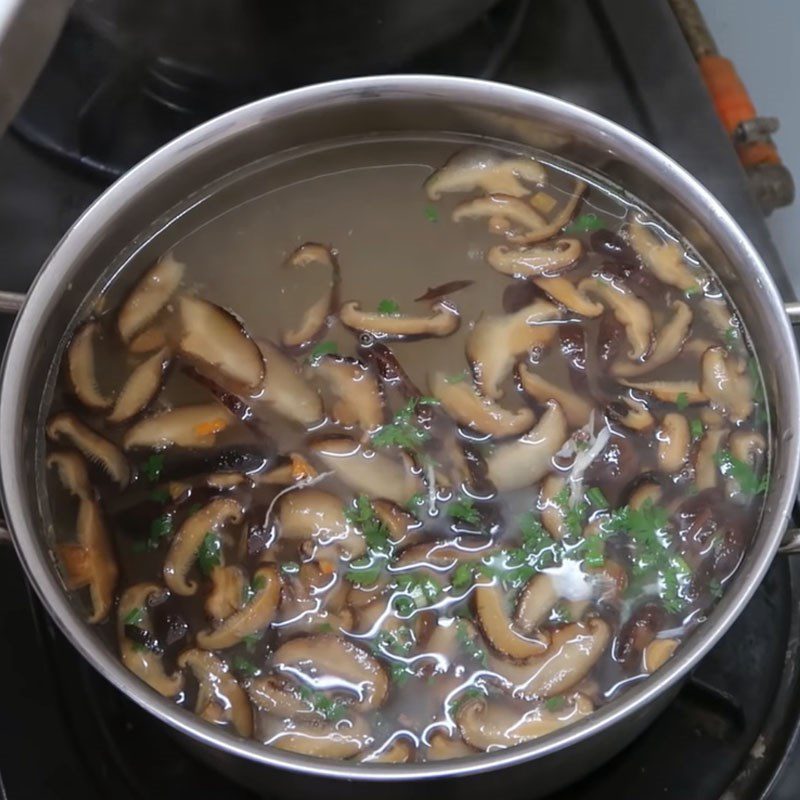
[448, 495, 481, 525]
[544, 696, 566, 712]
[455, 620, 488, 665]
[142, 454, 164, 483]
[123, 606, 144, 625]
[231, 655, 260, 677]
[714, 449, 766, 495]
[448, 687, 485, 715]
[586, 487, 609, 509]
[307, 340, 338, 362]
[197, 532, 222, 575]
[372, 396, 439, 453]
[564, 213, 602, 234]
[242, 633, 262, 653]
[377, 298, 400, 315]
[690, 418, 704, 440]
[345, 555, 387, 586]
[676, 392, 689, 410]
[424, 204, 439, 223]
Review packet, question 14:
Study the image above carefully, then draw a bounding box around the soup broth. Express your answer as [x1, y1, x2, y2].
[42, 136, 768, 763]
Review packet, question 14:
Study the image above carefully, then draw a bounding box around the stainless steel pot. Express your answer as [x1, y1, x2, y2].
[1, 75, 799, 796]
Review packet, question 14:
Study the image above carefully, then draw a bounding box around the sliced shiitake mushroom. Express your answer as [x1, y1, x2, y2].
[455, 693, 593, 750]
[510, 180, 587, 245]
[46, 450, 92, 500]
[701, 346, 754, 423]
[429, 370, 534, 437]
[128, 325, 168, 354]
[163, 497, 243, 595]
[488, 239, 582, 279]
[517, 364, 592, 428]
[178, 295, 265, 392]
[197, 565, 281, 649]
[538, 473, 567, 539]
[578, 275, 653, 361]
[628, 222, 702, 293]
[643, 638, 679, 674]
[726, 430, 767, 498]
[340, 300, 459, 339]
[118, 253, 185, 344]
[514, 573, 559, 634]
[486, 401, 568, 492]
[372, 499, 421, 546]
[178, 648, 252, 737]
[314, 355, 383, 432]
[118, 583, 184, 696]
[695, 428, 728, 490]
[273, 634, 389, 711]
[309, 437, 423, 507]
[205, 565, 247, 621]
[426, 732, 477, 760]
[267, 715, 372, 759]
[359, 736, 415, 764]
[475, 581, 548, 659]
[123, 403, 233, 450]
[532, 277, 604, 318]
[248, 675, 316, 717]
[656, 413, 690, 474]
[606, 396, 655, 432]
[466, 299, 561, 399]
[425, 148, 546, 199]
[107, 346, 171, 424]
[257, 339, 323, 425]
[66, 320, 113, 411]
[282, 243, 339, 349]
[452, 193, 547, 234]
[46, 412, 130, 486]
[619, 379, 706, 405]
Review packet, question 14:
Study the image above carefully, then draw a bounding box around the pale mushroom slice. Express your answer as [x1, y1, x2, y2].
[248, 675, 316, 717]
[123, 403, 233, 450]
[46, 412, 130, 487]
[118, 253, 185, 344]
[178, 295, 265, 392]
[606, 396, 655, 432]
[475, 581, 548, 659]
[510, 180, 587, 245]
[273, 634, 389, 711]
[515, 573, 560, 634]
[128, 325, 168, 354]
[488, 618, 611, 699]
[452, 193, 547, 234]
[66, 320, 113, 411]
[118, 583, 185, 697]
[281, 243, 340, 348]
[314, 355, 384, 433]
[267, 715, 372, 759]
[628, 221, 702, 293]
[57, 496, 118, 623]
[426, 732, 477, 760]
[107, 346, 171, 424]
[643, 638, 679, 674]
[619, 379, 706, 405]
[205, 565, 248, 621]
[695, 428, 729, 490]
[532, 276, 604, 318]
[359, 736, 415, 764]
[488, 239, 582, 279]
[372, 499, 421, 546]
[701, 346, 754, 423]
[178, 649, 253, 737]
[309, 437, 423, 507]
[163, 497, 243, 596]
[628, 480, 663, 510]
[429, 370, 534, 437]
[455, 693, 594, 750]
[197, 565, 281, 649]
[46, 450, 92, 500]
[578, 275, 653, 361]
[340, 300, 460, 339]
[538, 473, 567, 539]
[612, 301, 692, 378]
[486, 402, 569, 492]
[425, 148, 546, 199]
[257, 340, 323, 426]
[518, 364, 592, 428]
[278, 488, 366, 559]
[656, 413, 690, 474]
[466, 299, 561, 399]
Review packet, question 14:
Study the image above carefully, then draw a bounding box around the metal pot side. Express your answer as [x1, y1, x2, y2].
[1, 76, 798, 786]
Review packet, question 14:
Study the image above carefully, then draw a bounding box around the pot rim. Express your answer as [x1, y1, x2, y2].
[1, 74, 798, 781]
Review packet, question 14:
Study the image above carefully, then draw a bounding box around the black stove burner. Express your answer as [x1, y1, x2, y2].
[11, 1, 530, 181]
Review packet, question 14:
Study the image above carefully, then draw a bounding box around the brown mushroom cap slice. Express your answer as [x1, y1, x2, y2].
[281, 243, 339, 348]
[430, 370, 535, 437]
[372, 499, 420, 546]
[46, 450, 92, 499]
[46, 412, 130, 486]
[118, 253, 185, 344]
[315, 355, 384, 432]
[466, 299, 561, 399]
[267, 714, 372, 759]
[359, 736, 415, 764]
[452, 193, 547, 233]
[108, 346, 171, 424]
[178, 648, 253, 737]
[163, 497, 243, 595]
[628, 221, 702, 293]
[475, 581, 548, 659]
[178, 295, 265, 392]
[57, 496, 118, 623]
[514, 573, 560, 635]
[532, 276, 604, 318]
[488, 239, 582, 279]
[340, 300, 460, 339]
[123, 403, 233, 449]
[612, 301, 692, 378]
[257, 340, 323, 425]
[426, 731, 477, 760]
[66, 320, 113, 411]
[619, 379, 707, 405]
[629, 480, 663, 510]
[205, 565, 248, 621]
[578, 275, 653, 361]
[511, 180, 587, 245]
[656, 413, 690, 473]
[643, 638, 679, 673]
[455, 693, 593, 750]
[309, 437, 423, 507]
[695, 428, 728, 490]
[118, 583, 185, 697]
[425, 148, 546, 199]
[700, 346, 754, 423]
[607, 397, 655, 432]
[486, 401, 568, 492]
[518, 364, 592, 428]
[197, 565, 281, 649]
[278, 488, 366, 558]
[248, 675, 316, 717]
[273, 634, 389, 711]
[488, 618, 611, 699]
[128, 325, 168, 354]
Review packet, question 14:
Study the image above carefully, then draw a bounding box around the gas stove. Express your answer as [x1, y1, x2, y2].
[1, 1, 798, 798]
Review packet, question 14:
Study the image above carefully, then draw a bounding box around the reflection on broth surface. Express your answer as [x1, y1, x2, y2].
[42, 136, 768, 763]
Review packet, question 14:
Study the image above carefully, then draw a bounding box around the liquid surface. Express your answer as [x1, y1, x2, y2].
[42, 137, 768, 764]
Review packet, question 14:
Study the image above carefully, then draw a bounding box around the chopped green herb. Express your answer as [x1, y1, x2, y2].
[123, 607, 144, 626]
[451, 562, 475, 590]
[544, 696, 567, 712]
[709, 579, 724, 599]
[149, 488, 170, 504]
[554, 486, 571, 508]
[455, 620, 488, 665]
[406, 492, 426, 511]
[197, 532, 222, 575]
[317, 622, 334, 634]
[142, 454, 164, 482]
[582, 533, 606, 568]
[675, 392, 689, 411]
[280, 561, 300, 575]
[241, 633, 261, 653]
[242, 573, 268, 604]
[684, 284, 703, 298]
[714, 449, 767, 495]
[251, 574, 267, 592]
[374, 627, 416, 684]
[377, 298, 400, 315]
[345, 494, 392, 552]
[448, 495, 481, 525]
[448, 687, 485, 715]
[690, 418, 704, 440]
[296, 685, 348, 721]
[444, 371, 468, 384]
[586, 487, 609, 509]
[564, 213, 603, 234]
[344, 555, 387, 586]
[231, 655, 259, 677]
[307, 340, 338, 362]
[371, 396, 439, 453]
[724, 326, 740, 347]
[423, 204, 439, 223]
[144, 513, 173, 550]
[394, 573, 440, 612]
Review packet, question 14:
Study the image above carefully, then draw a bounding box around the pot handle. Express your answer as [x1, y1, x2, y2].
[785, 302, 800, 325]
[0, 291, 25, 314]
